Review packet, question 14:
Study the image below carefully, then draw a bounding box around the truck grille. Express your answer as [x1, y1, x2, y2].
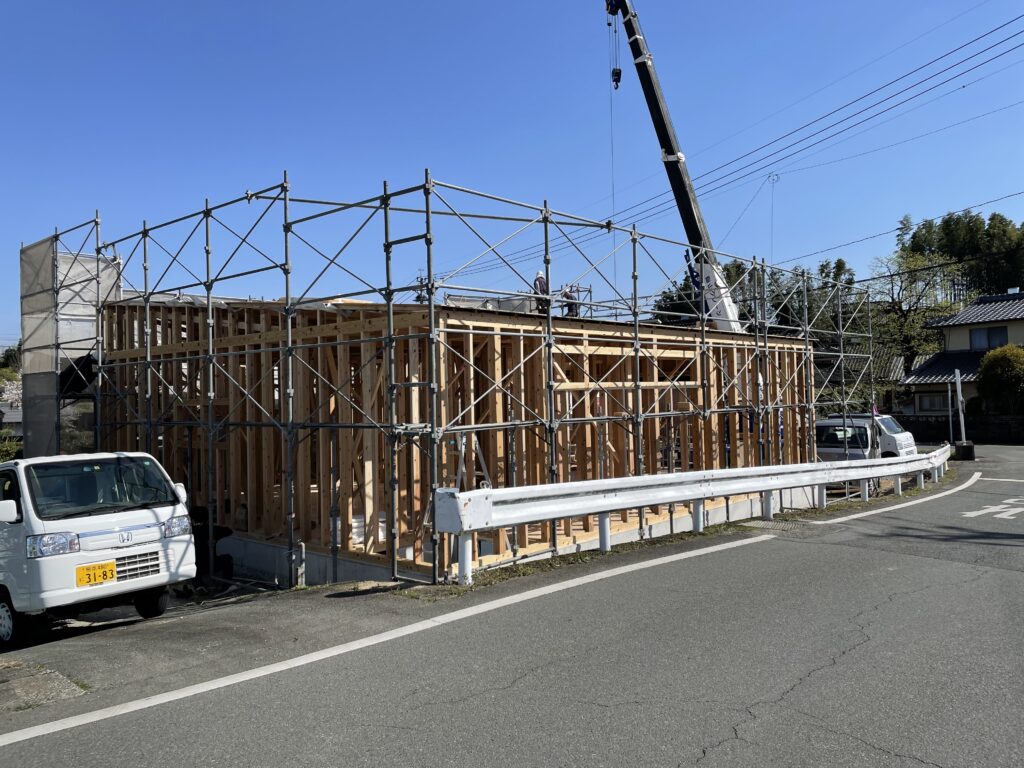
[116, 551, 161, 581]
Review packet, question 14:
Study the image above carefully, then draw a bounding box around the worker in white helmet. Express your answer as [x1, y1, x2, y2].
[533, 270, 549, 314]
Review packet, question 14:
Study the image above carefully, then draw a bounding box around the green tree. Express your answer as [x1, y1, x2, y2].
[650, 258, 760, 325]
[0, 429, 19, 463]
[0, 340, 21, 393]
[0, 342, 20, 371]
[872, 215, 964, 379]
[977, 344, 1024, 414]
[650, 272, 701, 325]
[907, 211, 1023, 295]
[652, 259, 813, 329]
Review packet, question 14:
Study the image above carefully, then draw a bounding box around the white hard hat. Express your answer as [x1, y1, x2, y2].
[536, 271, 544, 278]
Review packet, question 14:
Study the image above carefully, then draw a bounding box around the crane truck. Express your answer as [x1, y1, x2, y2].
[605, 0, 744, 333]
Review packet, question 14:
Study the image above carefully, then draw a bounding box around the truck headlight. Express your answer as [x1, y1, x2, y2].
[26, 532, 81, 558]
[163, 515, 192, 538]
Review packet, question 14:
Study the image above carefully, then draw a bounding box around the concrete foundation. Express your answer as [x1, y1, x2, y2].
[220, 486, 816, 586]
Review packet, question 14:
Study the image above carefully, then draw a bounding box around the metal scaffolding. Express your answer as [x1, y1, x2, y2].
[20, 173, 874, 585]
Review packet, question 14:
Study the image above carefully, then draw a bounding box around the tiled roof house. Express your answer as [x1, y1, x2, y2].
[901, 290, 1024, 414]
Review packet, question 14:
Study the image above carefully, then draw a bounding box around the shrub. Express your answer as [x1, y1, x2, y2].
[978, 344, 1024, 414]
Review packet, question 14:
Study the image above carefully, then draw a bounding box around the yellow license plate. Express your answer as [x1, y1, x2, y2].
[76, 561, 117, 588]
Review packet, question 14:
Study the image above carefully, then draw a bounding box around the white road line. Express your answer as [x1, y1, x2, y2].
[0, 534, 775, 748]
[993, 508, 1021, 519]
[962, 506, 1001, 518]
[811, 471, 982, 525]
[982, 477, 1024, 482]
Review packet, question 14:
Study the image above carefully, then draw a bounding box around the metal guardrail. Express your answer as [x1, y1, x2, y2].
[436, 444, 952, 584]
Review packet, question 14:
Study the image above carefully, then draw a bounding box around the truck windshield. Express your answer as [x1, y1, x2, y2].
[26, 457, 177, 521]
[876, 416, 906, 435]
[816, 424, 869, 449]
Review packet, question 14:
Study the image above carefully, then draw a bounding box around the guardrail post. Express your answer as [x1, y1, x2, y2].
[599, 512, 611, 552]
[859, 479, 869, 501]
[458, 535, 473, 586]
[930, 466, 939, 483]
[434, 448, 952, 574]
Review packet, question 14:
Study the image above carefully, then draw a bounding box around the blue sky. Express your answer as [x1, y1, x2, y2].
[2, 0, 1023, 343]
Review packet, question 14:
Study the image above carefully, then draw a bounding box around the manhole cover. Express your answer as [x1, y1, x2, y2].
[740, 519, 812, 532]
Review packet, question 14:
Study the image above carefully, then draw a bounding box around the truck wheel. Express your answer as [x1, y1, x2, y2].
[134, 588, 170, 620]
[0, 592, 19, 650]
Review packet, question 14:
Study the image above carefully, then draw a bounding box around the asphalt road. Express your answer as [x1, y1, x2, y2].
[2, 446, 1023, 767]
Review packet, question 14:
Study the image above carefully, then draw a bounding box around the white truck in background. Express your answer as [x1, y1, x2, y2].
[815, 413, 918, 462]
[0, 452, 197, 649]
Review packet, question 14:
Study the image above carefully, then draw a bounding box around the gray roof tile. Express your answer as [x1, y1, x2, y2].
[927, 293, 1024, 327]
[901, 350, 986, 385]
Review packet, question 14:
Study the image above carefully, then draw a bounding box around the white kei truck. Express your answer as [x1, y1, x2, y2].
[815, 413, 918, 462]
[0, 452, 197, 649]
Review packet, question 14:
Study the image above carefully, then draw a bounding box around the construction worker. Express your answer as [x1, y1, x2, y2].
[562, 284, 579, 317]
[533, 270, 549, 313]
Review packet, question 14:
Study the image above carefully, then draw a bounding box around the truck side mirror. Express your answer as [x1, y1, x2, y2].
[173, 483, 188, 505]
[0, 499, 19, 523]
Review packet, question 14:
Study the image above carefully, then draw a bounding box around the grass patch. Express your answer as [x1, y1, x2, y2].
[777, 464, 959, 522]
[396, 522, 743, 602]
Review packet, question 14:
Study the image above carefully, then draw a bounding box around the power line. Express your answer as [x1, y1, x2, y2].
[626, 57, 1024, 232]
[608, 52, 1024, 228]
[694, 14, 1024, 185]
[568, 0, 999, 220]
[770, 55, 1024, 170]
[778, 190, 1024, 266]
[564, 35, 1024, 239]
[693, 33, 1024, 197]
[598, 20, 1024, 226]
[853, 246, 1022, 285]
[688, 0, 998, 159]
[443, 17, 1024, 280]
[782, 98, 1024, 175]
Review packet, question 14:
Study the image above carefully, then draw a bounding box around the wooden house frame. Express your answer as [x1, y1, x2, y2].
[23, 174, 874, 584]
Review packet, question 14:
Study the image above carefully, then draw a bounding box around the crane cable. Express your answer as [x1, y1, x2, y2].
[608, 12, 621, 292]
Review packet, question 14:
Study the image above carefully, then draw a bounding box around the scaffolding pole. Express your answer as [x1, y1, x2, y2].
[23, 174, 878, 586]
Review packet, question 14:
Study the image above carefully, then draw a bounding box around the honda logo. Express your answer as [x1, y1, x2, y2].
[118, 531, 133, 545]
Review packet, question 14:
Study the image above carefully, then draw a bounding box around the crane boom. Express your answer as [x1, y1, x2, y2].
[606, 0, 744, 332]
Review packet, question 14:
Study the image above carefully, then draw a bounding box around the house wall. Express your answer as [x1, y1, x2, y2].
[945, 320, 1024, 350]
[911, 383, 978, 415]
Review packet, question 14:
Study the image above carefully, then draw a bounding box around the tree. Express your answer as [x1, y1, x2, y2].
[0, 340, 20, 403]
[0, 342, 21, 372]
[652, 258, 810, 328]
[871, 216, 964, 379]
[650, 272, 701, 325]
[0, 430, 19, 463]
[907, 211, 1023, 295]
[816, 257, 855, 287]
[977, 344, 1024, 415]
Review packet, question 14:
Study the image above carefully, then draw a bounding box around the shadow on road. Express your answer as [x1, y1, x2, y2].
[862, 522, 1024, 549]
